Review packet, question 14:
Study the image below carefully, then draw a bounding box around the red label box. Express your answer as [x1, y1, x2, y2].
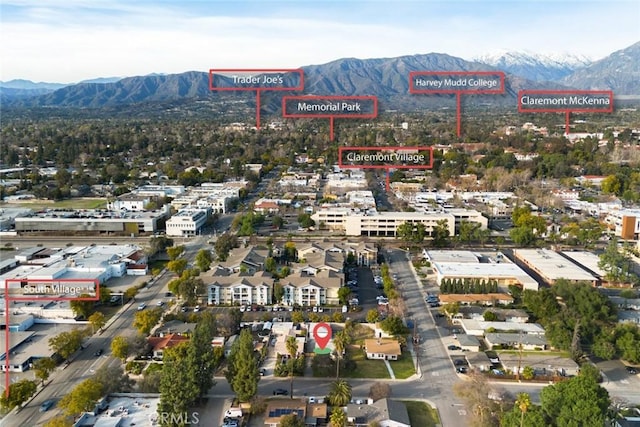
[338, 146, 434, 190]
[518, 90, 614, 134]
[6, 278, 100, 301]
[209, 68, 305, 128]
[409, 71, 505, 137]
[282, 95, 378, 140]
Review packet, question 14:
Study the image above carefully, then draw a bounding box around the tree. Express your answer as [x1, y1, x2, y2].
[158, 343, 199, 422]
[189, 311, 221, 398]
[93, 365, 134, 394]
[599, 238, 638, 285]
[88, 311, 106, 334]
[521, 366, 535, 381]
[483, 310, 498, 321]
[366, 309, 380, 323]
[178, 276, 206, 305]
[70, 295, 95, 319]
[516, 393, 531, 427]
[286, 335, 298, 397]
[379, 316, 409, 336]
[500, 403, 545, 427]
[396, 221, 426, 244]
[0, 379, 37, 411]
[215, 233, 238, 261]
[58, 378, 103, 416]
[329, 407, 347, 427]
[166, 245, 186, 260]
[148, 235, 174, 256]
[338, 286, 352, 305]
[368, 382, 392, 402]
[327, 379, 352, 407]
[272, 215, 284, 229]
[167, 258, 188, 276]
[44, 416, 74, 427]
[33, 357, 57, 385]
[49, 329, 86, 360]
[195, 248, 212, 271]
[333, 330, 349, 379]
[540, 370, 610, 427]
[111, 336, 130, 361]
[265, 257, 277, 274]
[431, 219, 450, 247]
[297, 213, 315, 229]
[453, 371, 501, 427]
[279, 414, 305, 427]
[133, 307, 163, 335]
[225, 329, 259, 402]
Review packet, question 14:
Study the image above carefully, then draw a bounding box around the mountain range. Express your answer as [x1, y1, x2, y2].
[1, 41, 638, 111]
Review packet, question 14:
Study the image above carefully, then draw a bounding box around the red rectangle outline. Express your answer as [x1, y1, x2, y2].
[409, 71, 505, 94]
[209, 69, 304, 91]
[338, 146, 434, 170]
[6, 278, 100, 301]
[517, 90, 614, 113]
[282, 96, 378, 119]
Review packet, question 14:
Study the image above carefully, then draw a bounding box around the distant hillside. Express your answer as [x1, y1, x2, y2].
[561, 42, 640, 95]
[2, 42, 638, 111]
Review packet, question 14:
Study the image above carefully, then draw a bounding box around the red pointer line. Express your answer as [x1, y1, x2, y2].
[565, 111, 571, 135]
[5, 284, 9, 397]
[456, 92, 462, 137]
[329, 117, 335, 141]
[256, 90, 262, 129]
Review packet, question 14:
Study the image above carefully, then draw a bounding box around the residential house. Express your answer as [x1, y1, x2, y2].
[147, 334, 190, 359]
[203, 271, 274, 306]
[279, 270, 343, 306]
[346, 399, 411, 427]
[364, 338, 402, 361]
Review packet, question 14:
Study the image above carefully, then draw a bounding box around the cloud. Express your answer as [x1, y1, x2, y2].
[1, 0, 638, 82]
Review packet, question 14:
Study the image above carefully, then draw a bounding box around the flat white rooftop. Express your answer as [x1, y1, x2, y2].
[433, 262, 538, 288]
[514, 249, 598, 282]
[561, 251, 607, 277]
[424, 250, 480, 263]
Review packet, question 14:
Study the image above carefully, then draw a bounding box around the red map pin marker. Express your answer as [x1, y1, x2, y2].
[313, 322, 332, 350]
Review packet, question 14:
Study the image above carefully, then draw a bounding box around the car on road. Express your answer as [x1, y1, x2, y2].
[137, 303, 146, 311]
[626, 366, 638, 374]
[181, 306, 188, 312]
[164, 292, 172, 297]
[273, 388, 288, 396]
[448, 345, 461, 351]
[259, 368, 266, 376]
[40, 399, 56, 412]
[94, 348, 104, 357]
[193, 305, 201, 312]
[156, 300, 165, 306]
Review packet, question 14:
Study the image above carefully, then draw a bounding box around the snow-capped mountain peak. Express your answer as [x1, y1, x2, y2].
[472, 50, 593, 81]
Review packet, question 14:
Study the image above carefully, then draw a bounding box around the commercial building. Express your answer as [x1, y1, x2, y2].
[14, 208, 168, 235]
[605, 209, 640, 240]
[165, 208, 209, 237]
[513, 249, 599, 286]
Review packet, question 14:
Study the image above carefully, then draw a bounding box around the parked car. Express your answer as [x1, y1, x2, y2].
[454, 359, 467, 366]
[273, 388, 288, 396]
[456, 366, 468, 374]
[259, 368, 266, 376]
[156, 300, 165, 306]
[448, 345, 461, 351]
[626, 366, 638, 374]
[193, 305, 200, 312]
[94, 348, 104, 357]
[181, 306, 188, 312]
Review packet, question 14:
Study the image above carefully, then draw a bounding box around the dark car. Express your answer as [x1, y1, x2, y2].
[40, 399, 56, 412]
[454, 359, 467, 366]
[627, 366, 638, 374]
[259, 368, 266, 376]
[456, 366, 468, 374]
[273, 388, 288, 396]
[94, 348, 103, 357]
[165, 292, 172, 297]
[448, 345, 461, 351]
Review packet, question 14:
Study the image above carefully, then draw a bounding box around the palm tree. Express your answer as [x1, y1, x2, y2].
[327, 379, 352, 407]
[516, 392, 531, 427]
[286, 335, 298, 398]
[329, 407, 347, 427]
[333, 330, 349, 379]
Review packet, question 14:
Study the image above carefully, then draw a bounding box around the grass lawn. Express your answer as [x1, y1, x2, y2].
[341, 346, 390, 379]
[350, 324, 375, 344]
[391, 351, 416, 379]
[403, 400, 440, 427]
[8, 198, 107, 210]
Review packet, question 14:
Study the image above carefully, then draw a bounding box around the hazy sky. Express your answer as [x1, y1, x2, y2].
[1, 0, 639, 83]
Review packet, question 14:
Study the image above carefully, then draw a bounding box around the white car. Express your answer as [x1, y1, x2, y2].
[193, 305, 201, 312]
[137, 303, 146, 311]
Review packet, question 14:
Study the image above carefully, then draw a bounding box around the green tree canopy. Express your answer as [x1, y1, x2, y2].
[58, 378, 104, 416]
[225, 329, 259, 402]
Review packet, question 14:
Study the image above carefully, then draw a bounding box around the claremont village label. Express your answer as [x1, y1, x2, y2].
[339, 146, 434, 169]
